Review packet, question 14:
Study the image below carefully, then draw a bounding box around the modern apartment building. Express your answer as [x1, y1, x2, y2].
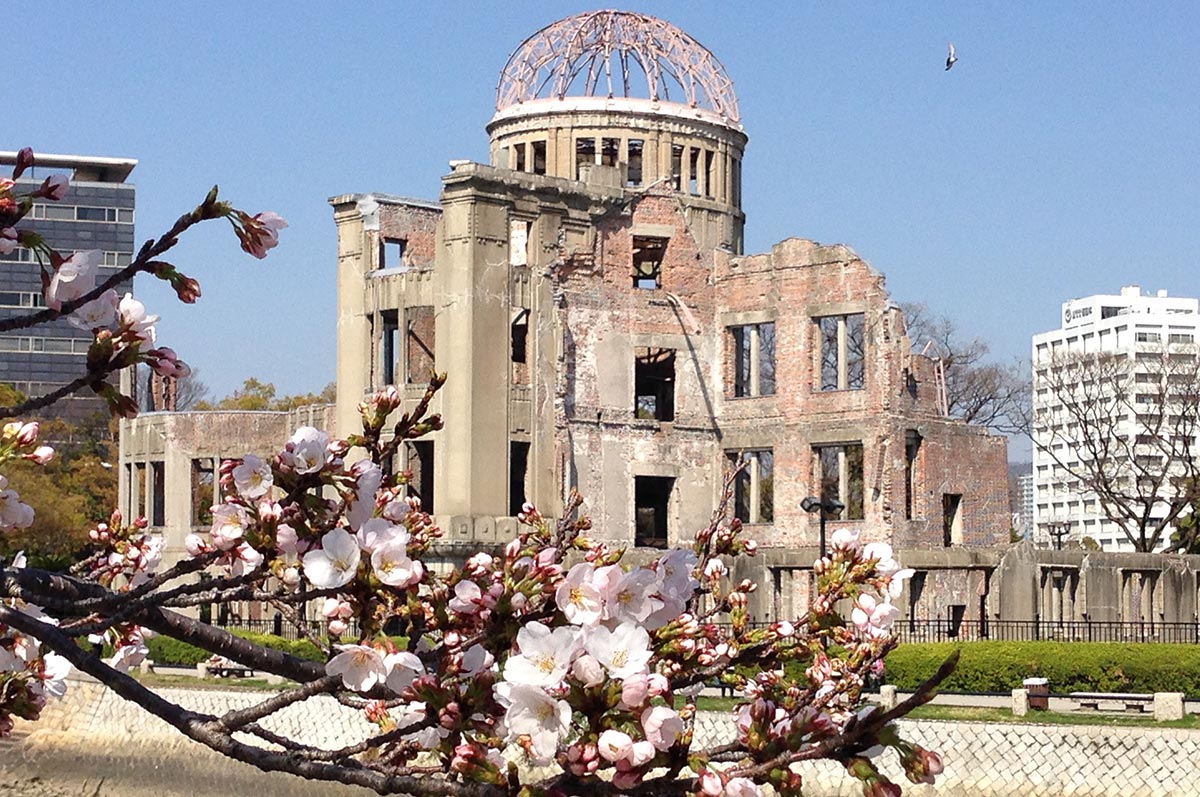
[1031, 285, 1200, 552]
[0, 151, 137, 420]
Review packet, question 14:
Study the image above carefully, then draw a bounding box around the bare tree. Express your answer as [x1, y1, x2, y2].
[174, 368, 210, 410]
[901, 303, 1029, 434]
[1031, 346, 1200, 552]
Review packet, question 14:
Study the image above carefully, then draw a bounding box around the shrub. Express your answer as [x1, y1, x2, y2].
[147, 630, 324, 666]
[884, 641, 1200, 697]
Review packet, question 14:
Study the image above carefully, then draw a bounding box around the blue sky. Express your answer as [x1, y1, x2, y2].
[12, 3, 1200, 411]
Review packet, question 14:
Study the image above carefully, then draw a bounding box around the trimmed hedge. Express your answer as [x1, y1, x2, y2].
[147, 630, 324, 667]
[884, 641, 1200, 697]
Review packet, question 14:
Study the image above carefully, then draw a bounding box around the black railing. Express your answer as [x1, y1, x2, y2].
[896, 618, 1200, 644]
[213, 615, 358, 641]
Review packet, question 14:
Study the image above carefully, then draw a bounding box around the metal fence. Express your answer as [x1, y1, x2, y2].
[895, 618, 1200, 644]
[212, 615, 360, 641]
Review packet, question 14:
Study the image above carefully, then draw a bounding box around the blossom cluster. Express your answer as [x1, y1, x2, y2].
[0, 552, 71, 737]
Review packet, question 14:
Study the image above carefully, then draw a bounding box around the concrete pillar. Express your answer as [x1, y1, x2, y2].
[1011, 688, 1029, 717]
[1153, 692, 1184, 722]
[879, 685, 898, 710]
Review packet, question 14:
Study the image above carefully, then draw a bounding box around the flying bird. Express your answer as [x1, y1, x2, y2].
[945, 42, 957, 71]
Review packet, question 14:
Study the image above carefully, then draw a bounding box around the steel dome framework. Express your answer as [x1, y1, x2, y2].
[495, 10, 740, 123]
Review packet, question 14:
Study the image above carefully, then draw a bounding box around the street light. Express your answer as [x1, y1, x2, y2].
[1046, 520, 1072, 551]
[802, 496, 846, 558]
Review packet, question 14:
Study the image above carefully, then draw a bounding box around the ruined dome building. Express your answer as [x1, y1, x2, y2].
[326, 10, 1011, 620]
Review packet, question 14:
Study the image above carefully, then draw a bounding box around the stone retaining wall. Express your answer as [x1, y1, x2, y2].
[12, 681, 1200, 796]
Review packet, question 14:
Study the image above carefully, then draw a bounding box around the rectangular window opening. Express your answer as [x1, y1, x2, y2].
[509, 441, 530, 517]
[190, 458, 215, 527]
[704, 150, 715, 198]
[150, 461, 166, 527]
[601, 137, 620, 167]
[405, 306, 435, 384]
[688, 148, 699, 195]
[670, 145, 683, 190]
[814, 443, 865, 520]
[626, 139, 644, 186]
[380, 237, 407, 270]
[575, 137, 597, 180]
[816, 313, 866, 391]
[634, 347, 675, 422]
[514, 143, 527, 172]
[942, 493, 964, 547]
[632, 235, 667, 290]
[730, 322, 776, 397]
[381, 310, 400, 386]
[531, 140, 547, 175]
[727, 449, 774, 524]
[405, 441, 435, 513]
[634, 476, 673, 548]
[511, 309, 529, 365]
[905, 431, 922, 520]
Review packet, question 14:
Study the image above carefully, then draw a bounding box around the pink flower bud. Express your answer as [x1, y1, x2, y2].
[25, 446, 54, 465]
[698, 769, 724, 797]
[16, 422, 39, 445]
[328, 619, 348, 636]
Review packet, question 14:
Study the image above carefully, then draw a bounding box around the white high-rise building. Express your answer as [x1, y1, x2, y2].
[1031, 285, 1200, 552]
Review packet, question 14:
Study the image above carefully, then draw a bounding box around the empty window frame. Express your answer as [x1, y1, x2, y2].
[511, 309, 529, 365]
[942, 493, 964, 546]
[380, 237, 407, 269]
[531, 140, 547, 175]
[904, 431, 922, 520]
[634, 476, 673, 548]
[704, 150, 715, 198]
[601, 137, 620, 167]
[381, 310, 400, 386]
[730, 322, 776, 397]
[405, 306, 435, 384]
[514, 142, 527, 172]
[150, 461, 166, 527]
[632, 235, 668, 289]
[634, 348, 675, 422]
[688, 148, 700, 195]
[813, 443, 864, 520]
[509, 440, 530, 516]
[191, 458, 215, 527]
[727, 449, 774, 524]
[575, 137, 597, 179]
[670, 145, 683, 190]
[626, 139, 644, 186]
[404, 440, 435, 513]
[816, 313, 865, 391]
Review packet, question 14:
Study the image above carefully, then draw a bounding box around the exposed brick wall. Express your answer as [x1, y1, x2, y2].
[378, 204, 440, 269]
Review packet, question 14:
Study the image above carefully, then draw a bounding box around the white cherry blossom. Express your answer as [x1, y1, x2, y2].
[68, 289, 118, 330]
[232, 454, 273, 499]
[356, 517, 409, 553]
[209, 504, 250, 551]
[503, 621, 581, 687]
[584, 621, 652, 679]
[0, 475, 34, 530]
[384, 650, 425, 693]
[45, 250, 100, 311]
[284, 426, 330, 474]
[326, 644, 387, 692]
[495, 681, 571, 762]
[346, 462, 382, 530]
[603, 567, 662, 625]
[555, 562, 603, 625]
[371, 538, 423, 588]
[851, 593, 899, 638]
[303, 528, 361, 589]
[118, 292, 159, 345]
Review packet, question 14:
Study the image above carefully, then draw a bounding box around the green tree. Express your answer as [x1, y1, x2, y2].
[194, 379, 335, 411]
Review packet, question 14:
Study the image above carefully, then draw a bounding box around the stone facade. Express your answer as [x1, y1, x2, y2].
[327, 13, 1011, 580]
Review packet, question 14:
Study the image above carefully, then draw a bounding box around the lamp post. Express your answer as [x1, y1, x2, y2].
[1047, 520, 1072, 551]
[802, 496, 846, 558]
